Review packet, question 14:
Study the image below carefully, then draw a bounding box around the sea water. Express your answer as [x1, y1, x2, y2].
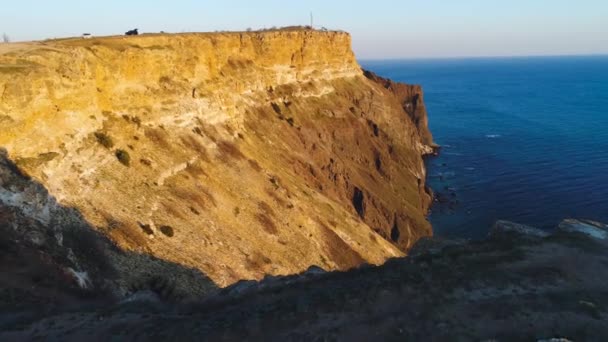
[361, 56, 608, 238]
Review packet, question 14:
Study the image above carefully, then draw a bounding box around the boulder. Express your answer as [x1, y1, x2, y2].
[490, 220, 550, 238]
[557, 219, 608, 240]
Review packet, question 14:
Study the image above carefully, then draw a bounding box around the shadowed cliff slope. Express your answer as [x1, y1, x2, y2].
[3, 219, 607, 341]
[0, 30, 434, 287]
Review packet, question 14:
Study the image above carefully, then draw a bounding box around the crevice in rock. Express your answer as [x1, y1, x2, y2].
[390, 217, 400, 242]
[374, 151, 382, 173]
[352, 187, 365, 219]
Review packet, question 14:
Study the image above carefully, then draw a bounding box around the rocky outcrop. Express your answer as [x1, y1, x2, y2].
[3, 219, 607, 340]
[363, 70, 437, 153]
[0, 30, 435, 289]
[491, 220, 551, 238]
[0, 150, 217, 301]
[558, 219, 608, 240]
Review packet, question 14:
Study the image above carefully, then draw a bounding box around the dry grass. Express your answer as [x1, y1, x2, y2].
[185, 162, 209, 178]
[170, 185, 216, 209]
[162, 201, 187, 220]
[139, 158, 152, 167]
[144, 127, 171, 149]
[15, 152, 59, 170]
[256, 212, 278, 235]
[245, 251, 272, 271]
[0, 64, 31, 74]
[258, 201, 274, 216]
[317, 220, 365, 269]
[256, 201, 278, 235]
[217, 140, 245, 160]
[180, 135, 209, 162]
[94, 131, 114, 149]
[248, 159, 263, 172]
[106, 219, 148, 249]
[266, 188, 289, 208]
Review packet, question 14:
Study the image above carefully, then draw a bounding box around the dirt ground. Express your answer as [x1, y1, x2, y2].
[0, 42, 39, 55]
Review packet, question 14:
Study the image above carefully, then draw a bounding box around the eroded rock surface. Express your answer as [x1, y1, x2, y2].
[0, 30, 435, 289]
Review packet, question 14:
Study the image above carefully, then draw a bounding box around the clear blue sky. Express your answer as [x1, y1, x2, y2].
[2, 0, 607, 58]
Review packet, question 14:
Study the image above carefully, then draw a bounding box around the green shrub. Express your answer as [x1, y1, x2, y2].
[159, 225, 174, 237]
[115, 149, 131, 166]
[271, 102, 282, 115]
[94, 131, 114, 149]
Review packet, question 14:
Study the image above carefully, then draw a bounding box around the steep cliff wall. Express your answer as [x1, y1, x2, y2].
[0, 30, 434, 290]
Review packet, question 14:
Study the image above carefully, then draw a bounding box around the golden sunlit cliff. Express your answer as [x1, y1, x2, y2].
[0, 29, 435, 291]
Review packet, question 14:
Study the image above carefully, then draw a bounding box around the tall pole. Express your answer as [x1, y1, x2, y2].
[310, 12, 313, 29]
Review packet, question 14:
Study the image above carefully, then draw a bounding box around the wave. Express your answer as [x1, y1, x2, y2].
[485, 134, 502, 138]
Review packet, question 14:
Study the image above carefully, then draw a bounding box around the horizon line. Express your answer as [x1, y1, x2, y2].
[358, 53, 608, 61]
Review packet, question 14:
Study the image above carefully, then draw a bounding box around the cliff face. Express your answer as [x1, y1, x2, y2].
[363, 70, 435, 150]
[0, 30, 434, 290]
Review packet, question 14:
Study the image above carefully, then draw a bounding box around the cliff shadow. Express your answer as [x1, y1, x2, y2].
[0, 147, 218, 315]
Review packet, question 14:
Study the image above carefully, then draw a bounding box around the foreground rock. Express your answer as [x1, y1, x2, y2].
[558, 219, 608, 240]
[2, 219, 607, 340]
[491, 219, 551, 238]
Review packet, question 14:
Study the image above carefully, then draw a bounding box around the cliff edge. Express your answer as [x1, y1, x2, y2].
[0, 30, 435, 293]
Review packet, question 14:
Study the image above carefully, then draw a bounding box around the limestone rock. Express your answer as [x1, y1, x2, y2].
[0, 30, 435, 288]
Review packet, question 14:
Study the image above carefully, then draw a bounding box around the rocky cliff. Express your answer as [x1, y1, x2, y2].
[0, 30, 435, 293]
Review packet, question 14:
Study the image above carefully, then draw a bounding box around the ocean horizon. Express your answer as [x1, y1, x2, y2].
[360, 53, 608, 62]
[361, 55, 608, 238]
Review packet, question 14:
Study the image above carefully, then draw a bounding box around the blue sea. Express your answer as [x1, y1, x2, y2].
[361, 56, 608, 238]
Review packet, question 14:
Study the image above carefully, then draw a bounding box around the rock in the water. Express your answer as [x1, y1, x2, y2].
[558, 219, 608, 240]
[490, 220, 550, 238]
